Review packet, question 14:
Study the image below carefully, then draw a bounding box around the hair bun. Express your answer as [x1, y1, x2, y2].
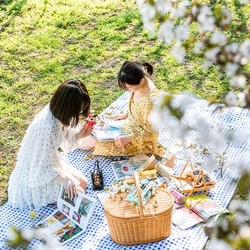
[142, 62, 153, 76]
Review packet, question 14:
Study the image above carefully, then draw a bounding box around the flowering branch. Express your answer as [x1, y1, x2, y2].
[137, 0, 250, 107]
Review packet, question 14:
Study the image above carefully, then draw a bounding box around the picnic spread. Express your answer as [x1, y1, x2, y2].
[1, 92, 250, 250]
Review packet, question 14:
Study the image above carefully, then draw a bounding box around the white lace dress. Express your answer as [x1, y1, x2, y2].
[7, 104, 80, 209]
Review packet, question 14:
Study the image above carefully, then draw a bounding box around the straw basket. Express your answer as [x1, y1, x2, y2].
[104, 172, 174, 245]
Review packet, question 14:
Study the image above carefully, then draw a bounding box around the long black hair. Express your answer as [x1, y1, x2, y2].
[117, 61, 153, 90]
[50, 79, 91, 127]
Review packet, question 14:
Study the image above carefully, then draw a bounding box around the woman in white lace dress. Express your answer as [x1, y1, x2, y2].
[8, 79, 93, 209]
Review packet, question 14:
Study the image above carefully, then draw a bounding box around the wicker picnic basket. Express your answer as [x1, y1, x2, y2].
[104, 172, 174, 245]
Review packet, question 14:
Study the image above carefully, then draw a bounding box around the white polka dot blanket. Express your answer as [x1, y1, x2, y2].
[1, 92, 250, 250]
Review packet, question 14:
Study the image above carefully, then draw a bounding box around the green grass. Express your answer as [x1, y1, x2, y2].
[0, 0, 249, 204]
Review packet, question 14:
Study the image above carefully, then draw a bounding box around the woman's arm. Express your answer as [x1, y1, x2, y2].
[76, 123, 93, 140]
[61, 122, 93, 152]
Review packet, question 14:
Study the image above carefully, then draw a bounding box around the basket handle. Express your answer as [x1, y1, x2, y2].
[134, 172, 144, 217]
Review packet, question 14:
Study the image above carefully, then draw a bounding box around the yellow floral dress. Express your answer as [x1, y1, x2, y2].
[93, 88, 165, 156]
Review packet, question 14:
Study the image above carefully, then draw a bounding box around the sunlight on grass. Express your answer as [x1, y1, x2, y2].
[0, 0, 249, 204]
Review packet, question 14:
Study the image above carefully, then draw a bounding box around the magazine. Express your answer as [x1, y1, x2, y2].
[37, 186, 96, 244]
[111, 154, 153, 181]
[172, 194, 226, 230]
[111, 160, 139, 181]
[92, 120, 126, 142]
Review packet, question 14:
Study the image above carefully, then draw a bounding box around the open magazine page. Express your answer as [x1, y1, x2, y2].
[185, 194, 225, 220]
[111, 155, 149, 181]
[37, 210, 83, 244]
[111, 160, 138, 181]
[92, 120, 126, 142]
[172, 194, 225, 230]
[57, 186, 96, 231]
[37, 187, 96, 244]
[172, 204, 205, 230]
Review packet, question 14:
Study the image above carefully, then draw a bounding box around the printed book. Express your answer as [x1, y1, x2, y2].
[36, 186, 96, 244]
[172, 194, 226, 230]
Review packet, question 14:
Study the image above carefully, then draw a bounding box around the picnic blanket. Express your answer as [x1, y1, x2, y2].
[1, 92, 250, 250]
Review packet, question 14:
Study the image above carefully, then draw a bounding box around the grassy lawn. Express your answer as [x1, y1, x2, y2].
[0, 0, 249, 205]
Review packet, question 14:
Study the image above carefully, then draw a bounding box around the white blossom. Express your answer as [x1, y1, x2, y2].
[240, 56, 249, 65]
[8, 228, 17, 241]
[220, 8, 232, 26]
[194, 117, 210, 137]
[237, 91, 247, 107]
[35, 228, 64, 250]
[225, 43, 239, 54]
[207, 239, 233, 250]
[138, 2, 156, 34]
[225, 92, 238, 106]
[239, 0, 250, 4]
[136, 0, 145, 6]
[159, 21, 174, 44]
[21, 229, 34, 241]
[225, 63, 239, 77]
[205, 47, 220, 62]
[155, 0, 172, 15]
[173, 122, 190, 140]
[239, 225, 250, 239]
[220, 218, 230, 232]
[175, 24, 189, 41]
[203, 157, 218, 172]
[34, 228, 47, 238]
[109, 185, 119, 196]
[233, 53, 243, 64]
[149, 110, 162, 130]
[203, 60, 213, 68]
[119, 182, 131, 192]
[230, 199, 250, 216]
[210, 31, 227, 46]
[193, 41, 204, 54]
[197, 6, 215, 32]
[179, 0, 190, 8]
[178, 93, 197, 112]
[230, 75, 247, 88]
[239, 39, 250, 59]
[171, 1, 189, 18]
[197, 5, 210, 20]
[235, 210, 250, 225]
[143, 21, 155, 34]
[138, 2, 156, 20]
[171, 43, 186, 62]
[191, 5, 198, 16]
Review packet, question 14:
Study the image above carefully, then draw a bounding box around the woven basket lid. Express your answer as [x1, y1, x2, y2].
[105, 189, 173, 219]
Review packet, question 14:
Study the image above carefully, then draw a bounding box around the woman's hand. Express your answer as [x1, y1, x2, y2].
[77, 122, 93, 140]
[114, 135, 131, 147]
[113, 113, 128, 120]
[64, 175, 80, 200]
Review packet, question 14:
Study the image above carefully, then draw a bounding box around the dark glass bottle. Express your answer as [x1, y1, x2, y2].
[91, 160, 104, 190]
